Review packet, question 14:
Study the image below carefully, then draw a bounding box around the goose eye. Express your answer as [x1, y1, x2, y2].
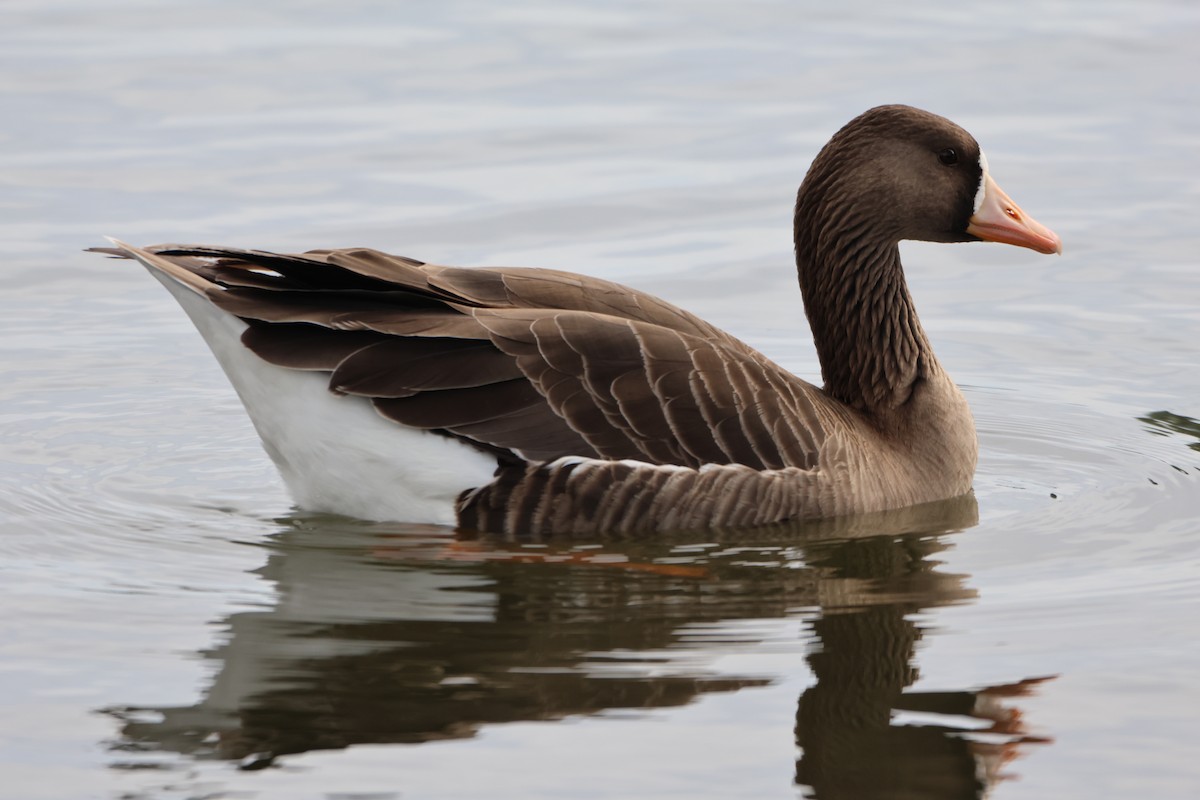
[938, 148, 959, 166]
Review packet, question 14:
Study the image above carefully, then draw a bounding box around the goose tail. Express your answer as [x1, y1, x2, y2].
[90, 239, 500, 525]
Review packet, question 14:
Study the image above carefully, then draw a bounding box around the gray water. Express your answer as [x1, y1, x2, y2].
[2, 1, 1200, 798]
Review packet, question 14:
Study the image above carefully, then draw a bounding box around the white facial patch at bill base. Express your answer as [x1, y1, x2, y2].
[973, 151, 990, 213]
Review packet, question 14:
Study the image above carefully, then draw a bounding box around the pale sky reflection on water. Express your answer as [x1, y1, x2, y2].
[1, 2, 1199, 798]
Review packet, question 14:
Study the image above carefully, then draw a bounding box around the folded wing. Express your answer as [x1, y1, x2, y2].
[124, 245, 835, 470]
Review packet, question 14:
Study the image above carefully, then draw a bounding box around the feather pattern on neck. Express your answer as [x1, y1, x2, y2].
[794, 186, 933, 415]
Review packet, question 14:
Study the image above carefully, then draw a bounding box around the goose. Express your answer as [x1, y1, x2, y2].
[96, 105, 1060, 535]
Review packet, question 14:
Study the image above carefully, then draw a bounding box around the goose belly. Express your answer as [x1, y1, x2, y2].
[151, 272, 499, 524]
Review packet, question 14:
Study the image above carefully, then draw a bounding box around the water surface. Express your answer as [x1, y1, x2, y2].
[2, 1, 1199, 798]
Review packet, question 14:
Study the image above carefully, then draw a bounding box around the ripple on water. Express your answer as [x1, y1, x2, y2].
[0, 476, 276, 597]
[958, 385, 1200, 608]
[0, 386, 283, 595]
[971, 384, 1199, 500]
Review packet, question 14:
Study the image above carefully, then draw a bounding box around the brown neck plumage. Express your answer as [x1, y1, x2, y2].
[794, 182, 934, 416]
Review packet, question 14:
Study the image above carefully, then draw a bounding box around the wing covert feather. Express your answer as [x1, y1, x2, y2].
[121, 243, 833, 473]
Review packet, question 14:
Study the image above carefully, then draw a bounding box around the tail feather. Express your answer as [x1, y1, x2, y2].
[101, 238, 215, 297]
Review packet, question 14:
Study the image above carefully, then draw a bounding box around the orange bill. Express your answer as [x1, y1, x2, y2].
[967, 173, 1062, 255]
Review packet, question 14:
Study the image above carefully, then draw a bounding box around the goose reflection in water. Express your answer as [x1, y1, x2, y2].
[793, 532, 1052, 798]
[105, 494, 1052, 797]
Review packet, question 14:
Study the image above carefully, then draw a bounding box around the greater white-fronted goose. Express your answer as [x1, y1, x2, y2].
[97, 105, 1060, 534]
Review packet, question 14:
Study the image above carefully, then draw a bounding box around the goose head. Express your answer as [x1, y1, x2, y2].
[795, 104, 1061, 256]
